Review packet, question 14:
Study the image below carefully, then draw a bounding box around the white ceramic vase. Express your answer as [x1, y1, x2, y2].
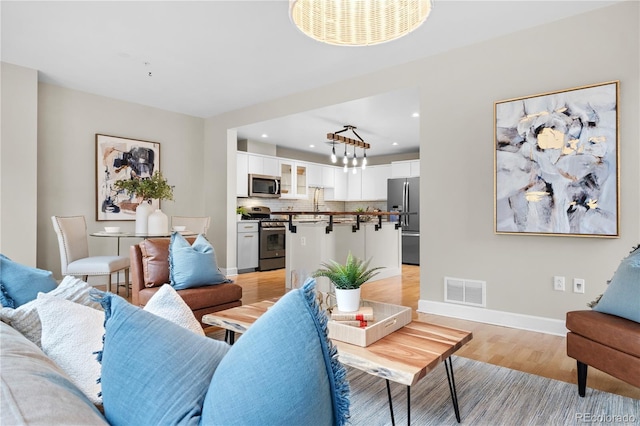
[334, 287, 361, 312]
[135, 201, 153, 234]
[148, 209, 169, 235]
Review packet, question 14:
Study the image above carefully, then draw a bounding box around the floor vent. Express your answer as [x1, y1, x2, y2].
[444, 277, 486, 307]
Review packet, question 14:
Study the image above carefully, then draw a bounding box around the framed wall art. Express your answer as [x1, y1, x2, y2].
[96, 134, 161, 221]
[494, 81, 619, 237]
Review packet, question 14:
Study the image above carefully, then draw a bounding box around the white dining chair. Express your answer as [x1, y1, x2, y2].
[51, 215, 130, 296]
[171, 216, 210, 234]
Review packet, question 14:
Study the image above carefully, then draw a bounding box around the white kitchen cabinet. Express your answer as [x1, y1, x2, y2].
[325, 167, 347, 201]
[361, 165, 391, 200]
[236, 152, 248, 197]
[391, 160, 420, 178]
[309, 164, 336, 188]
[347, 169, 362, 201]
[322, 165, 335, 188]
[410, 160, 420, 177]
[280, 160, 308, 199]
[247, 153, 279, 177]
[307, 163, 323, 187]
[237, 221, 259, 272]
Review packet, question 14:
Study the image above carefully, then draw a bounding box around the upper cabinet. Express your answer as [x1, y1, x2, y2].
[237, 152, 248, 197]
[308, 164, 336, 188]
[247, 153, 279, 177]
[391, 160, 420, 178]
[280, 160, 308, 199]
[307, 163, 322, 187]
[325, 168, 347, 201]
[361, 165, 391, 200]
[238, 150, 415, 201]
[346, 169, 362, 201]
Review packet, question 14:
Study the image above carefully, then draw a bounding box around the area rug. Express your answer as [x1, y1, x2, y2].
[347, 356, 639, 426]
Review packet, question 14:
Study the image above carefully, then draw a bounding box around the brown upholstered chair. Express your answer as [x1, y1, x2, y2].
[566, 310, 640, 396]
[130, 238, 242, 327]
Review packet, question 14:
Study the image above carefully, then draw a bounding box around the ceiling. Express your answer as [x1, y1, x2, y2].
[1, 0, 621, 157]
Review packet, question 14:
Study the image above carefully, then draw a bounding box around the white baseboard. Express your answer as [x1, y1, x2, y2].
[418, 300, 568, 336]
[222, 267, 238, 277]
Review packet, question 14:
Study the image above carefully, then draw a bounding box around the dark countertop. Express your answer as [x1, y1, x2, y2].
[270, 211, 408, 216]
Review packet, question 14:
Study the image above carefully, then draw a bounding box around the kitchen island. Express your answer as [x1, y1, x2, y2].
[271, 211, 404, 293]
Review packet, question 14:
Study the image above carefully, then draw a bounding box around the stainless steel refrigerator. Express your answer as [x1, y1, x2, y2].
[387, 177, 420, 265]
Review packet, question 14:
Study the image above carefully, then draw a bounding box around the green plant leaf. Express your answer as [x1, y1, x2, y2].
[312, 252, 384, 289]
[114, 171, 174, 201]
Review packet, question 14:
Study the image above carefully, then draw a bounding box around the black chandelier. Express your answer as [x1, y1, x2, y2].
[327, 125, 369, 173]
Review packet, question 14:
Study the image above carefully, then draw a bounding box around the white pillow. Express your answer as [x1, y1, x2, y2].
[37, 294, 104, 405]
[36, 284, 205, 405]
[144, 284, 205, 336]
[0, 276, 101, 347]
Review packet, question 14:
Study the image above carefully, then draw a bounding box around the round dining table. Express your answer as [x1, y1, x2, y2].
[90, 230, 198, 256]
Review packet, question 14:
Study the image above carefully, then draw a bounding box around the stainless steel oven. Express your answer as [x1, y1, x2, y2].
[243, 206, 286, 271]
[249, 174, 281, 198]
[259, 221, 286, 271]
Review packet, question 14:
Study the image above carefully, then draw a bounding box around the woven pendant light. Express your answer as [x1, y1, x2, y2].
[290, 0, 433, 46]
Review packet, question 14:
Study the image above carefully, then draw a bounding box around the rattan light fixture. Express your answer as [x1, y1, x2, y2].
[289, 0, 433, 46]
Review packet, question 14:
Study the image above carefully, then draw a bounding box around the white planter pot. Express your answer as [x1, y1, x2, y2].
[334, 287, 361, 312]
[135, 201, 153, 234]
[148, 209, 169, 235]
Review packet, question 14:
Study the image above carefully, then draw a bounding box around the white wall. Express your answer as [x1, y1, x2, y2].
[36, 83, 205, 280]
[205, 2, 639, 322]
[1, 63, 38, 265]
[418, 2, 639, 322]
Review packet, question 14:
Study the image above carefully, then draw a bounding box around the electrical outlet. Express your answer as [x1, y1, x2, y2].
[553, 276, 565, 291]
[573, 278, 585, 293]
[300, 237, 306, 246]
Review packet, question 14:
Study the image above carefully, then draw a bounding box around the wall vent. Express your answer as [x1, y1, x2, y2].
[444, 277, 486, 307]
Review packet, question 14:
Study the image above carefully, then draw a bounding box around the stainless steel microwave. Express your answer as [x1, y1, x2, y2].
[249, 174, 281, 198]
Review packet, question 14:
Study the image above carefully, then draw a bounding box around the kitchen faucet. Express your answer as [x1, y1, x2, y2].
[313, 187, 321, 216]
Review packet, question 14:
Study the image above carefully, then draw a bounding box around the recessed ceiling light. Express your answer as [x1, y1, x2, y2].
[392, 142, 399, 146]
[309, 144, 315, 148]
[261, 133, 268, 138]
[411, 112, 420, 118]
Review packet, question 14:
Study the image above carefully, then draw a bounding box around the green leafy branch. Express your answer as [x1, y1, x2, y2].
[114, 171, 174, 201]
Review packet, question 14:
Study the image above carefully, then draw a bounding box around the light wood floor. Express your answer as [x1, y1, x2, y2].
[228, 265, 639, 400]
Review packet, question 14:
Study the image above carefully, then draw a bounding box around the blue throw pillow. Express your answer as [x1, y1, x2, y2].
[593, 245, 640, 323]
[94, 291, 230, 425]
[0, 254, 57, 308]
[201, 278, 350, 426]
[169, 233, 231, 290]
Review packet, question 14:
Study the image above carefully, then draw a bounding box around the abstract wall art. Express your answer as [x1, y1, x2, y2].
[96, 134, 161, 221]
[494, 81, 619, 237]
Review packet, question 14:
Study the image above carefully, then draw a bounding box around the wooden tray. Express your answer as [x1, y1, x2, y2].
[326, 298, 412, 347]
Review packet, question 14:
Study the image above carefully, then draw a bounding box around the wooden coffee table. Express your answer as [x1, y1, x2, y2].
[203, 300, 472, 425]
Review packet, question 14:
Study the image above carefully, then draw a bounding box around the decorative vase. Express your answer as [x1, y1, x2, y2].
[334, 287, 361, 312]
[148, 209, 169, 235]
[237, 214, 242, 222]
[135, 201, 153, 234]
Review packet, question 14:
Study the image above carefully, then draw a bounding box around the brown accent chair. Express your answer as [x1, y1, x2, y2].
[130, 238, 242, 327]
[566, 310, 640, 396]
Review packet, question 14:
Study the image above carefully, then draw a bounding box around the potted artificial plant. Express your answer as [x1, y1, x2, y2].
[236, 206, 249, 221]
[114, 171, 174, 234]
[312, 252, 384, 312]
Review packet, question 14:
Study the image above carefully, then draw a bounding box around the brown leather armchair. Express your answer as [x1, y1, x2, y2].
[566, 310, 640, 396]
[130, 238, 242, 327]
